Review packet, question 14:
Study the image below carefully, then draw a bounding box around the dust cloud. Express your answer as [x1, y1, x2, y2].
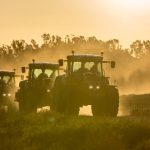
[1, 46, 150, 94]
[1, 45, 150, 116]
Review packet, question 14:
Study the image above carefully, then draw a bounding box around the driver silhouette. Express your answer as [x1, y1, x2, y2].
[37, 69, 48, 80]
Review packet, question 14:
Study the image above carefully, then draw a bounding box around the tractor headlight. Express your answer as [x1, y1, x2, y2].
[3, 93, 6, 97]
[89, 85, 93, 90]
[47, 89, 51, 93]
[96, 86, 100, 90]
[8, 93, 11, 97]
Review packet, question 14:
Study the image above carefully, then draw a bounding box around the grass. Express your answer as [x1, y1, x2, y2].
[0, 112, 150, 150]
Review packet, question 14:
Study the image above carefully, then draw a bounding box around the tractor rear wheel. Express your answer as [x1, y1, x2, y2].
[65, 96, 80, 115]
[92, 87, 119, 117]
[52, 76, 79, 115]
[52, 76, 66, 113]
[19, 100, 37, 113]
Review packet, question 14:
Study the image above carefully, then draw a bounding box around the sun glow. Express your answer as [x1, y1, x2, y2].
[115, 0, 149, 10]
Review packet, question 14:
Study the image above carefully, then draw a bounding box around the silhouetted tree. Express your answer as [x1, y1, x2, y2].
[143, 40, 150, 54]
[1, 33, 150, 63]
[105, 39, 120, 51]
[130, 40, 144, 57]
[41, 33, 51, 49]
[11, 40, 26, 56]
[87, 36, 98, 44]
[31, 39, 39, 50]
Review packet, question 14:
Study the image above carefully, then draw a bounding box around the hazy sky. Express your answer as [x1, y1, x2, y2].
[0, 0, 150, 47]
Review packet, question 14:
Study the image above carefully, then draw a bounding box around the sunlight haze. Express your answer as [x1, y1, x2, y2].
[0, 0, 150, 47]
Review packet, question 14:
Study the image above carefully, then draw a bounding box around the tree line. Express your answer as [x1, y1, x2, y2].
[0, 34, 150, 62]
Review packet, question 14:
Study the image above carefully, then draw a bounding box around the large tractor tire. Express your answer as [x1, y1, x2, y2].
[7, 101, 18, 113]
[65, 91, 80, 115]
[52, 76, 79, 115]
[16, 89, 37, 113]
[108, 88, 119, 116]
[19, 100, 37, 113]
[19, 101, 28, 113]
[92, 87, 119, 117]
[52, 76, 67, 113]
[66, 103, 80, 115]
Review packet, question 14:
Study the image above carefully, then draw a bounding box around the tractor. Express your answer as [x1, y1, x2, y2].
[15, 60, 59, 112]
[0, 70, 18, 112]
[52, 52, 119, 116]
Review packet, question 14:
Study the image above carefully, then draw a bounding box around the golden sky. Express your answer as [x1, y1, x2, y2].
[0, 0, 150, 47]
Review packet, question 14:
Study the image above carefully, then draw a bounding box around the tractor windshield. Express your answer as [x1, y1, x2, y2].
[30, 68, 56, 79]
[71, 61, 102, 75]
[0, 75, 14, 84]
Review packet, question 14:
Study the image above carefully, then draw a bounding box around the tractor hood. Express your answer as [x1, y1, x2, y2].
[84, 72, 109, 85]
[72, 71, 109, 85]
[0, 82, 12, 97]
[83, 72, 101, 84]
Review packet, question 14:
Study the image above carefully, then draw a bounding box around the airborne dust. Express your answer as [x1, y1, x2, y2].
[0, 38, 150, 115]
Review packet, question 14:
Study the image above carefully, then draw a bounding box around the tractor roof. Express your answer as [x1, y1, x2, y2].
[29, 62, 59, 69]
[0, 70, 15, 76]
[67, 54, 103, 62]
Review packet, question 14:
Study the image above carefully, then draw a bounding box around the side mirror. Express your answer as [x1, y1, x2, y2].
[111, 61, 115, 68]
[58, 59, 64, 66]
[21, 75, 24, 80]
[21, 67, 26, 73]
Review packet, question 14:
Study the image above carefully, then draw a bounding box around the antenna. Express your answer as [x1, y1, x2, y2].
[32, 59, 35, 64]
[72, 50, 75, 55]
[101, 52, 104, 57]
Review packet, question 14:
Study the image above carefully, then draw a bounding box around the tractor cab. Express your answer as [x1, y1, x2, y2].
[0, 70, 15, 85]
[22, 61, 59, 79]
[20, 62, 59, 89]
[59, 52, 115, 86]
[16, 60, 60, 112]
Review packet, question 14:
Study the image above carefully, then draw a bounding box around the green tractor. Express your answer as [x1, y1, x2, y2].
[0, 70, 18, 112]
[15, 60, 59, 113]
[52, 52, 119, 116]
